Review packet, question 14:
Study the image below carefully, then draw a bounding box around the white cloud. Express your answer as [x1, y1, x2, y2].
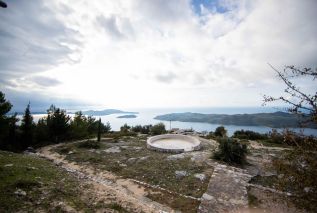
[0, 0, 316, 109]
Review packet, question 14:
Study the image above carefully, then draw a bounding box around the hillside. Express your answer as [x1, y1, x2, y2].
[154, 111, 316, 128]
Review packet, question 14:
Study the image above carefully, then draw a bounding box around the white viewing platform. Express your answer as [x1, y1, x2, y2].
[147, 134, 201, 153]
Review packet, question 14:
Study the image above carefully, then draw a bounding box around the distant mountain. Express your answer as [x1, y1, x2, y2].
[82, 109, 138, 116]
[154, 112, 316, 128]
[117, 114, 137, 118]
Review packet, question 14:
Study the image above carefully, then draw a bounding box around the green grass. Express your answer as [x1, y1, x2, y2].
[0, 150, 127, 212]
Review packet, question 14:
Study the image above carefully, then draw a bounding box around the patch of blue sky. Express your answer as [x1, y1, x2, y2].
[191, 0, 231, 15]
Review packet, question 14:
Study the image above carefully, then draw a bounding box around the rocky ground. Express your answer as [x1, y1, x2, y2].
[0, 135, 306, 213]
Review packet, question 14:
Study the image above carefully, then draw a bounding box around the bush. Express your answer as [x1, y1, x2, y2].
[76, 140, 100, 149]
[150, 123, 166, 135]
[213, 138, 247, 165]
[131, 125, 152, 134]
[233, 130, 268, 140]
[214, 126, 227, 137]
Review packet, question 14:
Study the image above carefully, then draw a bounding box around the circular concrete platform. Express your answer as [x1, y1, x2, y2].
[147, 134, 201, 153]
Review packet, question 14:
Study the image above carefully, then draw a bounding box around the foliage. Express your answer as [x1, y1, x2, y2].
[233, 129, 268, 140]
[70, 111, 89, 139]
[20, 103, 35, 149]
[76, 140, 101, 149]
[120, 123, 131, 133]
[213, 138, 247, 165]
[263, 65, 317, 125]
[131, 124, 152, 134]
[150, 122, 166, 135]
[214, 126, 227, 137]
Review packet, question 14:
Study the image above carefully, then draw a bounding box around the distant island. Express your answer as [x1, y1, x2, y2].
[154, 111, 316, 128]
[117, 114, 137, 118]
[82, 109, 138, 116]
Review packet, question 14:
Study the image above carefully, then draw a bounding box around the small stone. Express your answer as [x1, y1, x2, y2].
[304, 187, 311, 193]
[103, 147, 121, 153]
[202, 193, 214, 201]
[14, 189, 26, 196]
[194, 173, 206, 181]
[127, 158, 137, 163]
[4, 164, 13, 167]
[68, 151, 74, 155]
[175, 170, 188, 179]
[167, 153, 186, 161]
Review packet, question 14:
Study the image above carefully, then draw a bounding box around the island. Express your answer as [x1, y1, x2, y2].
[117, 114, 137, 119]
[82, 109, 138, 116]
[154, 111, 316, 128]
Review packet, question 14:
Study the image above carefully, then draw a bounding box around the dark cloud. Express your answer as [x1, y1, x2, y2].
[0, 0, 81, 79]
[28, 76, 61, 87]
[2, 88, 89, 113]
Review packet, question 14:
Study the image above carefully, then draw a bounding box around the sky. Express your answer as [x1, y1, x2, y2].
[0, 0, 316, 111]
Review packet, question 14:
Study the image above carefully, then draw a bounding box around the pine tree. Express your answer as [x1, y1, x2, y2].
[0, 91, 13, 150]
[20, 102, 34, 149]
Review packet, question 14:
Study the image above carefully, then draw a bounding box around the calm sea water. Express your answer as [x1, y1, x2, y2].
[30, 107, 317, 136]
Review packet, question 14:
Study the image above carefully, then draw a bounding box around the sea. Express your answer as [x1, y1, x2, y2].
[29, 107, 317, 137]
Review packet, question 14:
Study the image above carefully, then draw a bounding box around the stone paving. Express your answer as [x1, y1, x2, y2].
[198, 162, 252, 213]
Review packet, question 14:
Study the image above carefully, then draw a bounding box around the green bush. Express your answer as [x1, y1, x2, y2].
[213, 138, 247, 165]
[150, 123, 166, 135]
[214, 126, 227, 137]
[233, 130, 268, 140]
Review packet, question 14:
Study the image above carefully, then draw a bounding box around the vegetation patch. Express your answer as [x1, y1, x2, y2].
[0, 150, 115, 212]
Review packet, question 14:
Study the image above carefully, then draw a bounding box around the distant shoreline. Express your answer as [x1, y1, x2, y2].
[154, 112, 316, 129]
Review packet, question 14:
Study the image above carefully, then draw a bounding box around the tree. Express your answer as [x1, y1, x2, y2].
[120, 123, 131, 133]
[150, 123, 166, 135]
[20, 102, 35, 149]
[215, 126, 227, 137]
[70, 111, 89, 139]
[263, 65, 317, 125]
[104, 121, 111, 133]
[46, 105, 70, 143]
[0, 91, 13, 150]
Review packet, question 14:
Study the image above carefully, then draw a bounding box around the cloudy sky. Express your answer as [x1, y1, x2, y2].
[0, 0, 316, 111]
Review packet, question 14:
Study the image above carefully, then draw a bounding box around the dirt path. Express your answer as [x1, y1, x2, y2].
[37, 144, 174, 213]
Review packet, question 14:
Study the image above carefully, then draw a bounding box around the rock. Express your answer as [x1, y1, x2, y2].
[120, 163, 127, 167]
[4, 163, 13, 167]
[194, 173, 206, 181]
[175, 170, 188, 179]
[138, 156, 149, 162]
[127, 158, 137, 163]
[167, 153, 186, 161]
[304, 187, 312, 193]
[14, 189, 26, 196]
[103, 147, 121, 153]
[202, 193, 214, 201]
[67, 151, 74, 155]
[26, 147, 36, 153]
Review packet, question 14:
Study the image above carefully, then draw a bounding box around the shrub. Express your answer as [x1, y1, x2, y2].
[213, 138, 247, 165]
[150, 123, 166, 135]
[214, 126, 227, 137]
[76, 140, 100, 149]
[233, 130, 268, 140]
[131, 125, 152, 134]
